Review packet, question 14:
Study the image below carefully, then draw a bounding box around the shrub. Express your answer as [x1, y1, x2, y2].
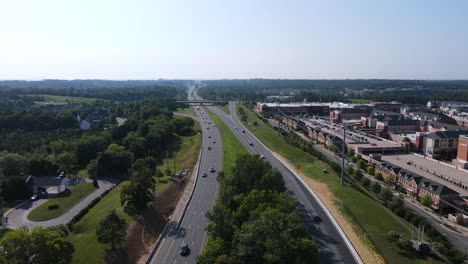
[370, 181, 381, 193]
[353, 170, 363, 181]
[375, 173, 384, 181]
[387, 230, 403, 243]
[48, 203, 60, 210]
[366, 166, 375, 176]
[360, 177, 370, 188]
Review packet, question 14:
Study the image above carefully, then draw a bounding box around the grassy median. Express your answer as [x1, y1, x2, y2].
[28, 182, 95, 221]
[237, 104, 442, 264]
[207, 109, 248, 175]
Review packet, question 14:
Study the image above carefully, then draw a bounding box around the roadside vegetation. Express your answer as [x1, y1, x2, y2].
[28, 182, 95, 221]
[198, 154, 320, 263]
[236, 104, 446, 264]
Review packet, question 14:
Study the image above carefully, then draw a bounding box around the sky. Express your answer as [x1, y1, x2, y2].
[1, 0, 467, 80]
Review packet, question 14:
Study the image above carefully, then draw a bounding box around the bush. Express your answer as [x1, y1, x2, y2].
[360, 177, 370, 188]
[375, 173, 384, 181]
[387, 230, 403, 243]
[48, 203, 60, 210]
[366, 166, 375, 176]
[370, 181, 381, 193]
[353, 170, 363, 181]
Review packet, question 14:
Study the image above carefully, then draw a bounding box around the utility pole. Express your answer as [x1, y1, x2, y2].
[341, 123, 346, 186]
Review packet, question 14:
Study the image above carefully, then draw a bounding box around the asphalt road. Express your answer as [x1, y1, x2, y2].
[150, 84, 223, 264]
[6, 179, 115, 229]
[206, 101, 357, 264]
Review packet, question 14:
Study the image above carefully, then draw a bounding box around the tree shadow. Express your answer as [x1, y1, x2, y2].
[105, 248, 130, 264]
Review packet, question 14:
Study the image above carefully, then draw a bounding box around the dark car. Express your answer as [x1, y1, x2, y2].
[249, 142, 254, 146]
[208, 146, 212, 150]
[180, 243, 190, 256]
[312, 213, 322, 222]
[242, 130, 246, 133]
[209, 167, 215, 173]
[202, 172, 208, 177]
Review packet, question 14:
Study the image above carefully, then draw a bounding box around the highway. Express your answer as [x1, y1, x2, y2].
[206, 101, 358, 264]
[149, 84, 222, 264]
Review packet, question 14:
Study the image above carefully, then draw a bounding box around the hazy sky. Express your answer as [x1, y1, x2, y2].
[1, 0, 467, 80]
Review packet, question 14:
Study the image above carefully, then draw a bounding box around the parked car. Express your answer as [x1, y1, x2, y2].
[31, 194, 39, 201]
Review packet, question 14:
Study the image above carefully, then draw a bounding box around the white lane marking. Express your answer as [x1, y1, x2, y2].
[173, 260, 177, 264]
[197, 225, 200, 230]
[188, 224, 191, 229]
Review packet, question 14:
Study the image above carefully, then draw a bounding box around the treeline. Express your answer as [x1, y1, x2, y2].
[0, 86, 186, 102]
[198, 79, 468, 104]
[0, 97, 196, 204]
[198, 155, 319, 264]
[0, 109, 77, 130]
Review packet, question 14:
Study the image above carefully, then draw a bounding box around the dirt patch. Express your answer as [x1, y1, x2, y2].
[125, 178, 188, 264]
[273, 152, 385, 264]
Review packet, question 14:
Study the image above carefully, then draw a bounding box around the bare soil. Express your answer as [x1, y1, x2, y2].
[273, 152, 385, 264]
[125, 178, 188, 263]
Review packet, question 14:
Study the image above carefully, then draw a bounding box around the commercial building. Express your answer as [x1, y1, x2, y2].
[421, 131, 468, 159]
[329, 108, 372, 123]
[453, 135, 468, 169]
[256, 102, 329, 116]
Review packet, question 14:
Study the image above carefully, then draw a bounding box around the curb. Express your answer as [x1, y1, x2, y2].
[232, 102, 364, 264]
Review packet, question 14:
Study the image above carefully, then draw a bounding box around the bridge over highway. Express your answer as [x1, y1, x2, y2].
[176, 100, 227, 105]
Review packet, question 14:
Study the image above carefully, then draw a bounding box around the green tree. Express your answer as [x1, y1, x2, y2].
[0, 227, 73, 264]
[96, 210, 127, 249]
[120, 167, 156, 215]
[396, 238, 413, 252]
[371, 181, 381, 193]
[232, 208, 319, 263]
[381, 188, 393, 203]
[353, 170, 363, 181]
[56, 151, 77, 173]
[0, 151, 29, 176]
[420, 194, 433, 208]
[361, 177, 370, 188]
[375, 172, 384, 181]
[366, 165, 375, 176]
[356, 160, 366, 170]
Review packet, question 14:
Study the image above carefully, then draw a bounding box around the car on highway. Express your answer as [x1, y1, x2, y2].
[206, 126, 210, 129]
[312, 212, 322, 222]
[260, 155, 265, 159]
[202, 172, 208, 177]
[180, 243, 190, 256]
[242, 130, 246, 133]
[213, 141, 216, 144]
[208, 146, 212, 150]
[209, 167, 215, 172]
[249, 142, 254, 146]
[208, 135, 211, 138]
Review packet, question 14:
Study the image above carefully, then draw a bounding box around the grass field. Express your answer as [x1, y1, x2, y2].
[175, 107, 197, 118]
[31, 94, 100, 104]
[219, 104, 230, 115]
[69, 182, 132, 264]
[237, 104, 441, 264]
[28, 182, 95, 221]
[155, 132, 202, 192]
[207, 109, 248, 175]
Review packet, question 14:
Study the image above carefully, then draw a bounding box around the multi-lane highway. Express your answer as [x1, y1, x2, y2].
[149, 85, 222, 264]
[207, 101, 359, 264]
